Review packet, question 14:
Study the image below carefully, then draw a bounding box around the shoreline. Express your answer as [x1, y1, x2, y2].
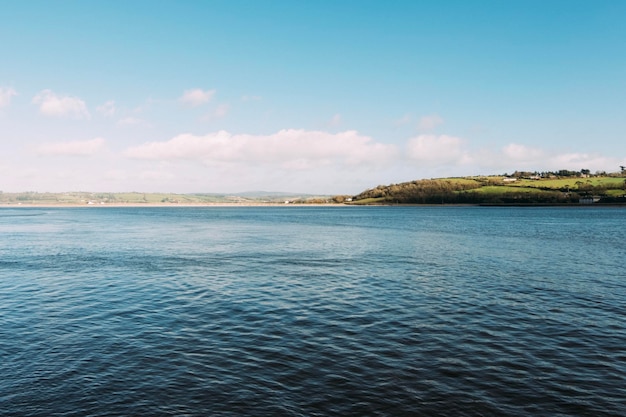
[2, 202, 626, 208]
[0, 202, 347, 208]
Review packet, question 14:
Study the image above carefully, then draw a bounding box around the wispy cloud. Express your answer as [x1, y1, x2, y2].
[179, 88, 215, 107]
[32, 89, 90, 119]
[96, 100, 116, 117]
[241, 95, 262, 102]
[393, 114, 412, 127]
[213, 103, 230, 119]
[328, 113, 342, 127]
[116, 117, 151, 127]
[0, 87, 17, 108]
[35, 138, 105, 156]
[418, 114, 444, 130]
[202, 103, 230, 121]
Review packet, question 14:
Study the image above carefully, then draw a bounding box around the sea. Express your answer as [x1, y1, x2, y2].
[1, 206, 625, 416]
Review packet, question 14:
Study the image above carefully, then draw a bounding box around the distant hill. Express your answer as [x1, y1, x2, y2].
[227, 191, 322, 199]
[350, 171, 626, 205]
[0, 190, 331, 205]
[228, 191, 294, 197]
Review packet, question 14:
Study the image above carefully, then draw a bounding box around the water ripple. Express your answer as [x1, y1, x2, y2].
[1, 207, 625, 416]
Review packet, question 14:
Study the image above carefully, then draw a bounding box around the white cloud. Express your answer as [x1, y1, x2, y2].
[0, 87, 17, 108]
[418, 114, 444, 130]
[96, 100, 116, 117]
[35, 138, 106, 156]
[401, 136, 626, 180]
[547, 152, 616, 172]
[32, 89, 90, 119]
[457, 143, 621, 175]
[179, 88, 215, 107]
[124, 129, 398, 169]
[118, 130, 400, 193]
[406, 134, 467, 164]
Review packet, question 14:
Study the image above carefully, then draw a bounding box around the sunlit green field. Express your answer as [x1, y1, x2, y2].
[465, 185, 549, 195]
[506, 177, 626, 189]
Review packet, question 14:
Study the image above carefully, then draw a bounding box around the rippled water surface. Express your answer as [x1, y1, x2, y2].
[1, 206, 625, 416]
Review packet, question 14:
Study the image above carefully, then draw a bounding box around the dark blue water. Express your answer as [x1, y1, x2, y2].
[1, 206, 625, 416]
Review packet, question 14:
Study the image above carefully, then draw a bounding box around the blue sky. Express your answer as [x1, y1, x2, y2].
[1, 0, 625, 194]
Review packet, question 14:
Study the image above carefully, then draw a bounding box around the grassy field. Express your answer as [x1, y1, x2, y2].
[465, 185, 549, 195]
[506, 177, 626, 189]
[442, 178, 483, 187]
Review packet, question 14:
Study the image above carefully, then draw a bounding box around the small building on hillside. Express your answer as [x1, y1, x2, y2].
[579, 196, 601, 204]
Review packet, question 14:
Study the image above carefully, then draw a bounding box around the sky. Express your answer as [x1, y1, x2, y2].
[1, 0, 625, 194]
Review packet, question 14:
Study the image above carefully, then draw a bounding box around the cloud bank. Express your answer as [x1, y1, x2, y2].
[115, 128, 625, 193]
[7, 118, 622, 194]
[124, 129, 398, 169]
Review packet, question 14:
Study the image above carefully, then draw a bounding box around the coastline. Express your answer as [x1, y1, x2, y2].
[3, 202, 625, 208]
[0, 202, 348, 208]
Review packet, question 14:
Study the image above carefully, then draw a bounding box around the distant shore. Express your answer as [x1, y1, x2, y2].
[3, 202, 626, 208]
[0, 202, 346, 208]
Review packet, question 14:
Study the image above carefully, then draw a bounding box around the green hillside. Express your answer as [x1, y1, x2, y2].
[351, 171, 626, 205]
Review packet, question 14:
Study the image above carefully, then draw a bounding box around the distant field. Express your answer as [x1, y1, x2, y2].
[506, 177, 626, 189]
[465, 185, 550, 195]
